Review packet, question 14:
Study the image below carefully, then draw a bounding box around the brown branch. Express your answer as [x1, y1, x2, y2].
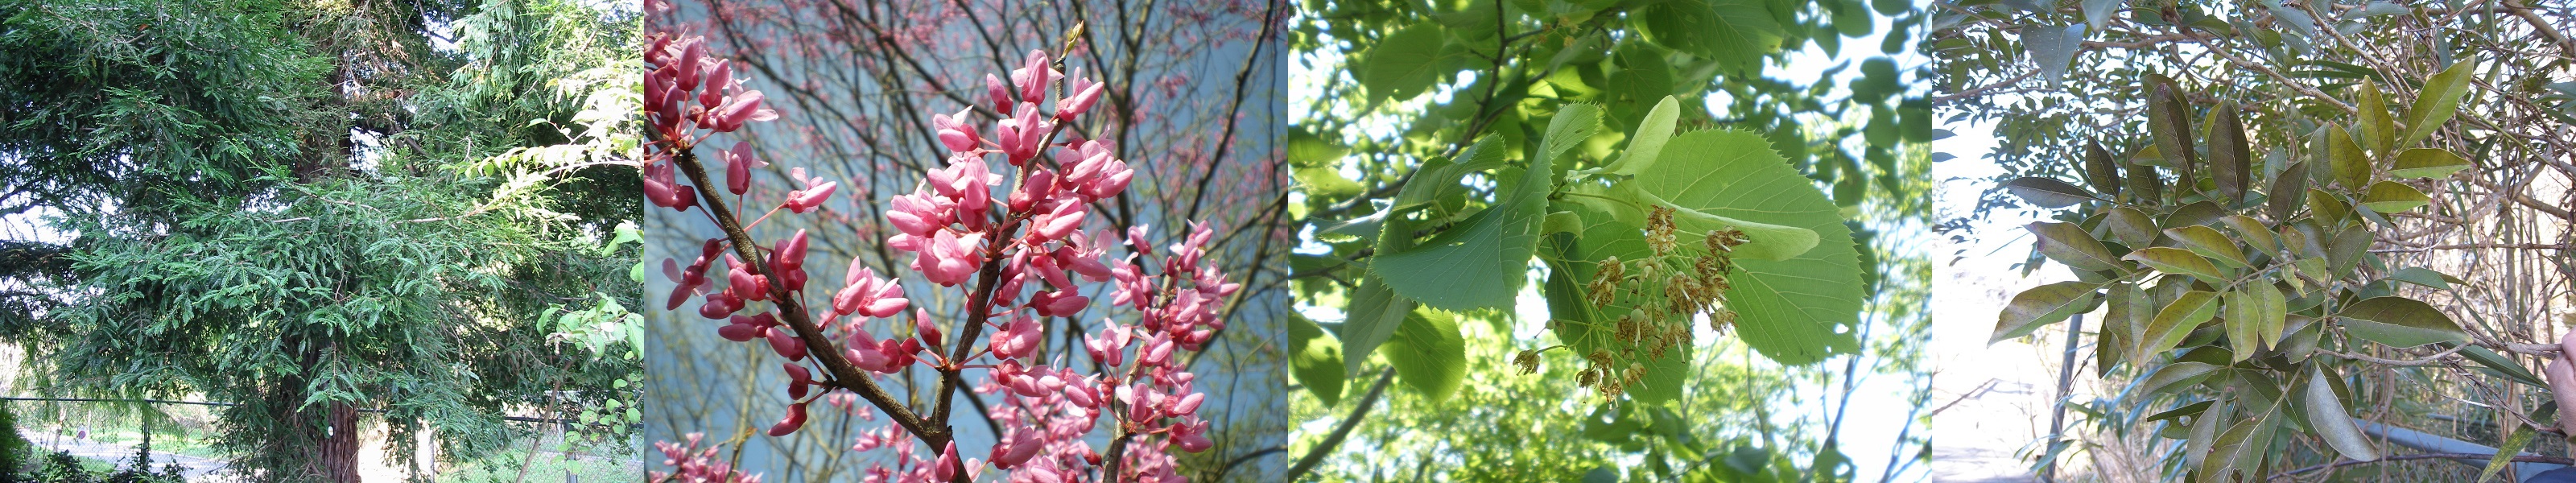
[665, 144, 947, 451]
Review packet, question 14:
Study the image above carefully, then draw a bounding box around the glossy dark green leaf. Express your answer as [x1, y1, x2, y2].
[2124, 247, 2227, 282]
[2355, 79, 2395, 155]
[2359, 180, 2429, 213]
[2335, 296, 2469, 349]
[2388, 148, 2470, 180]
[2083, 139, 2122, 196]
[2030, 221, 2123, 272]
[2304, 365, 2380, 461]
[2328, 125, 2372, 189]
[2104, 206, 2160, 247]
[2399, 60, 2475, 148]
[2165, 225, 2249, 268]
[2004, 176, 2098, 208]
[2136, 291, 2219, 367]
[2385, 266, 2462, 290]
[2146, 74, 2199, 182]
[2207, 101, 2251, 204]
[1992, 281, 2102, 343]
[2268, 160, 2310, 221]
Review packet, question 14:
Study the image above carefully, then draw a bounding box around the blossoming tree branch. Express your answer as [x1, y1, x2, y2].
[639, 32, 1237, 482]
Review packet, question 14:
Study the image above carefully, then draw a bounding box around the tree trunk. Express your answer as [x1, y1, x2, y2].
[316, 402, 359, 483]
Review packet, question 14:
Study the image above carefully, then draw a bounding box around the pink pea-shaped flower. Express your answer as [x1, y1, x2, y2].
[932, 109, 980, 153]
[710, 90, 778, 132]
[1174, 419, 1214, 453]
[1031, 201, 1086, 242]
[993, 430, 1043, 469]
[1058, 72, 1104, 121]
[1009, 50, 1058, 105]
[989, 315, 1042, 360]
[1141, 333, 1175, 366]
[766, 402, 807, 437]
[724, 141, 759, 195]
[766, 326, 807, 361]
[783, 167, 836, 214]
[1026, 291, 1088, 318]
[833, 266, 908, 318]
[698, 291, 741, 320]
[886, 193, 943, 237]
[716, 321, 762, 342]
[985, 74, 1011, 114]
[1166, 392, 1204, 418]
[1008, 169, 1056, 213]
[675, 40, 705, 91]
[920, 231, 981, 286]
[727, 265, 769, 302]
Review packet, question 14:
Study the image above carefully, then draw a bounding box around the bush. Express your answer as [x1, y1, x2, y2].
[0, 402, 28, 481]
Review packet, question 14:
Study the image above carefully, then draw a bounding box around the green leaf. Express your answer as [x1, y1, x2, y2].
[2482, 426, 2535, 481]
[2222, 283, 2286, 360]
[2146, 74, 2199, 180]
[2141, 361, 2219, 396]
[2307, 188, 2353, 225]
[1361, 23, 1451, 103]
[1543, 103, 1603, 162]
[2457, 344, 2548, 387]
[2221, 215, 2280, 256]
[1374, 142, 1553, 312]
[2124, 151, 2165, 204]
[2100, 282, 2148, 374]
[2083, 139, 2122, 196]
[2359, 180, 2429, 213]
[2268, 161, 2310, 221]
[2335, 296, 2468, 349]
[1288, 127, 1350, 167]
[1606, 96, 1682, 176]
[2400, 60, 2475, 149]
[2022, 23, 2087, 88]
[2207, 101, 2252, 204]
[1383, 308, 1466, 402]
[2003, 177, 2097, 208]
[2103, 206, 2161, 247]
[1634, 0, 1784, 74]
[2124, 247, 2227, 282]
[1629, 130, 1862, 364]
[1294, 166, 1364, 198]
[2029, 221, 2122, 272]
[2386, 266, 2462, 290]
[1992, 281, 2102, 343]
[2305, 366, 2380, 461]
[2388, 148, 2470, 180]
[2328, 125, 2372, 189]
[1571, 182, 1819, 262]
[1339, 276, 1418, 376]
[2355, 79, 2395, 154]
[2165, 225, 2249, 268]
[2135, 291, 2219, 367]
[1288, 316, 1346, 406]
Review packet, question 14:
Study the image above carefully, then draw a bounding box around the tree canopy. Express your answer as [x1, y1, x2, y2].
[0, 0, 645, 480]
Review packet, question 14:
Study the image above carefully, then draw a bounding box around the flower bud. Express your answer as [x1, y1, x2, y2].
[766, 402, 807, 437]
[766, 328, 807, 361]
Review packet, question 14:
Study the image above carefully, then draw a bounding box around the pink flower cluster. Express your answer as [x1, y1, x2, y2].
[650, 433, 762, 483]
[642, 33, 1235, 483]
